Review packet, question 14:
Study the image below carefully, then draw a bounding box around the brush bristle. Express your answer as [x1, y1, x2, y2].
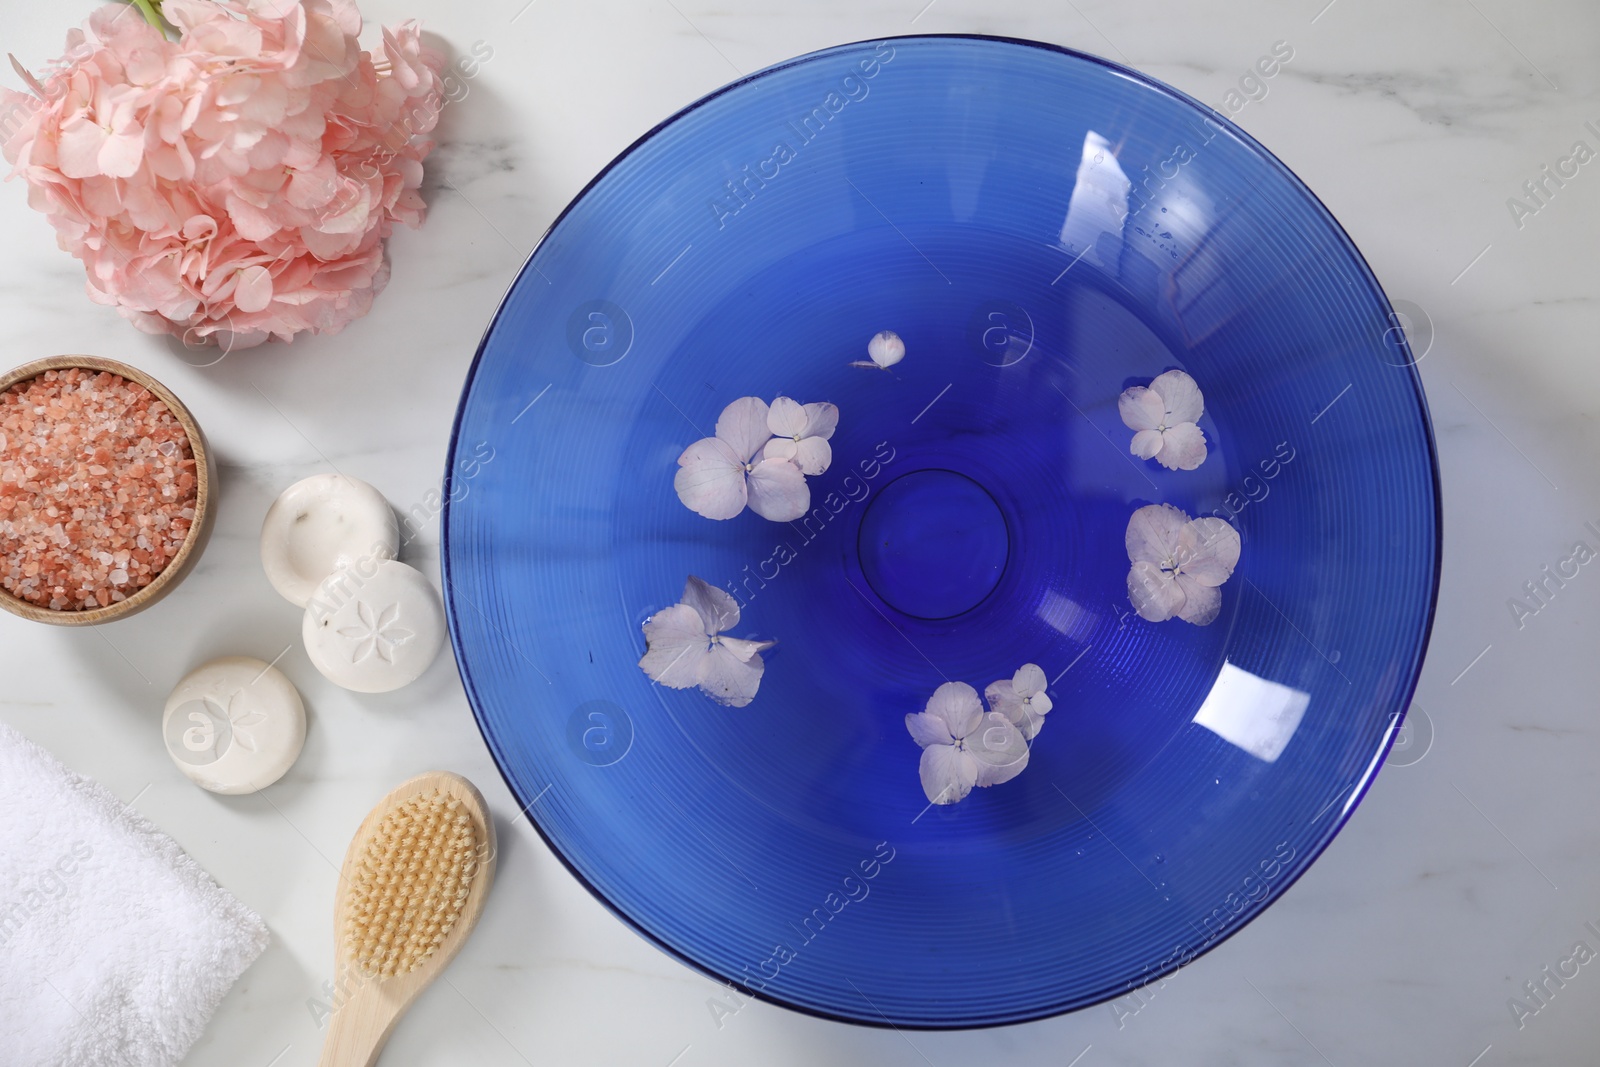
[344, 789, 479, 978]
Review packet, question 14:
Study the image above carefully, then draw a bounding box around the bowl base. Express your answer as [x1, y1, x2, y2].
[857, 468, 1010, 620]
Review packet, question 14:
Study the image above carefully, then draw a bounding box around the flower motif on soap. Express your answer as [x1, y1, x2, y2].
[171, 692, 267, 763]
[639, 576, 776, 707]
[1125, 504, 1241, 626]
[1118, 369, 1208, 471]
[984, 663, 1053, 741]
[674, 396, 837, 522]
[339, 601, 415, 665]
[905, 681, 1029, 805]
[172, 695, 232, 765]
[224, 697, 268, 753]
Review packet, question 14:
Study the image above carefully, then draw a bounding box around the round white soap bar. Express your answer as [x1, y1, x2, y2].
[261, 474, 399, 608]
[163, 656, 307, 795]
[302, 559, 445, 693]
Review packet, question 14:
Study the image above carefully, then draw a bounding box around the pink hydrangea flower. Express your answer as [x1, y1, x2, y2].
[0, 1, 445, 347]
[1124, 503, 1241, 625]
[1118, 369, 1209, 471]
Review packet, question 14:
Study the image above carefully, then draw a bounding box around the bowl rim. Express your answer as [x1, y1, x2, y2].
[439, 33, 1444, 1028]
[0, 354, 214, 626]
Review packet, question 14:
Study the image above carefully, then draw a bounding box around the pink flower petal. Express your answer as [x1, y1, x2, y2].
[719, 636, 775, 663]
[97, 130, 145, 179]
[327, 0, 364, 36]
[181, 215, 217, 241]
[919, 744, 977, 805]
[225, 192, 282, 242]
[234, 265, 274, 313]
[1118, 385, 1164, 432]
[299, 225, 365, 262]
[1154, 422, 1207, 470]
[680, 574, 739, 635]
[1174, 573, 1222, 625]
[906, 710, 955, 748]
[762, 437, 799, 464]
[968, 712, 1029, 787]
[984, 678, 1023, 723]
[57, 118, 107, 179]
[802, 402, 839, 440]
[1178, 518, 1241, 586]
[236, 77, 289, 126]
[1130, 428, 1164, 460]
[694, 642, 767, 707]
[286, 156, 339, 209]
[1128, 560, 1184, 622]
[715, 396, 771, 462]
[316, 180, 373, 235]
[923, 681, 984, 740]
[1125, 503, 1188, 565]
[674, 437, 747, 519]
[1013, 663, 1047, 700]
[638, 603, 709, 688]
[792, 436, 832, 476]
[766, 396, 808, 438]
[1150, 369, 1204, 424]
[745, 457, 809, 521]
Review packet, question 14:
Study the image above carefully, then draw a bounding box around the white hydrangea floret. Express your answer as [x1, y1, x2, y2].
[638, 576, 776, 707]
[984, 663, 1053, 740]
[1125, 503, 1241, 626]
[1118, 369, 1208, 471]
[905, 681, 1028, 805]
[674, 396, 808, 521]
[762, 397, 838, 476]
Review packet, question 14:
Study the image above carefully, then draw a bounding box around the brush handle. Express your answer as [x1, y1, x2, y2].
[316, 979, 406, 1067]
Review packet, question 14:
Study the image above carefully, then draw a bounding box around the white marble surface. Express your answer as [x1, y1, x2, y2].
[1, 0, 1597, 1064]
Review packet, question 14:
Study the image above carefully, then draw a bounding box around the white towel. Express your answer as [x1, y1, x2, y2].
[0, 721, 268, 1066]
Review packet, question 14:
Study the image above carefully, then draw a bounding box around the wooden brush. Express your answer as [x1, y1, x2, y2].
[318, 771, 496, 1067]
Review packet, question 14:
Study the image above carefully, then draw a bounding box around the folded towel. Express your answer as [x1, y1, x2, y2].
[0, 721, 269, 1066]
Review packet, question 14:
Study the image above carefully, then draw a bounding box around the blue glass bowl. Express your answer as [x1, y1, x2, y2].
[443, 35, 1439, 1027]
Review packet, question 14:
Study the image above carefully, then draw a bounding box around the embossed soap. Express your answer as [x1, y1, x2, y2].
[261, 474, 398, 608]
[302, 559, 444, 693]
[163, 656, 306, 794]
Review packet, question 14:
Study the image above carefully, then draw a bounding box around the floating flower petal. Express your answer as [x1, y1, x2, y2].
[715, 396, 772, 463]
[970, 713, 1030, 786]
[745, 457, 810, 521]
[639, 576, 775, 707]
[1124, 504, 1241, 625]
[985, 662, 1054, 740]
[673, 437, 749, 520]
[853, 330, 905, 369]
[1119, 369, 1208, 470]
[675, 395, 829, 520]
[905, 681, 1029, 804]
[764, 398, 838, 475]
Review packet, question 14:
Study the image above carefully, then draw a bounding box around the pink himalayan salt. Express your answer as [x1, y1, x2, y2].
[0, 368, 197, 611]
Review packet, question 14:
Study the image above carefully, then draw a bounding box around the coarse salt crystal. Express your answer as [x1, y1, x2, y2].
[0, 368, 197, 611]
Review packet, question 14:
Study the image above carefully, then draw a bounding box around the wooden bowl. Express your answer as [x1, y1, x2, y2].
[0, 356, 215, 626]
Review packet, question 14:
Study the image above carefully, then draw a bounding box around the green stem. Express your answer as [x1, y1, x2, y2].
[128, 0, 166, 33]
